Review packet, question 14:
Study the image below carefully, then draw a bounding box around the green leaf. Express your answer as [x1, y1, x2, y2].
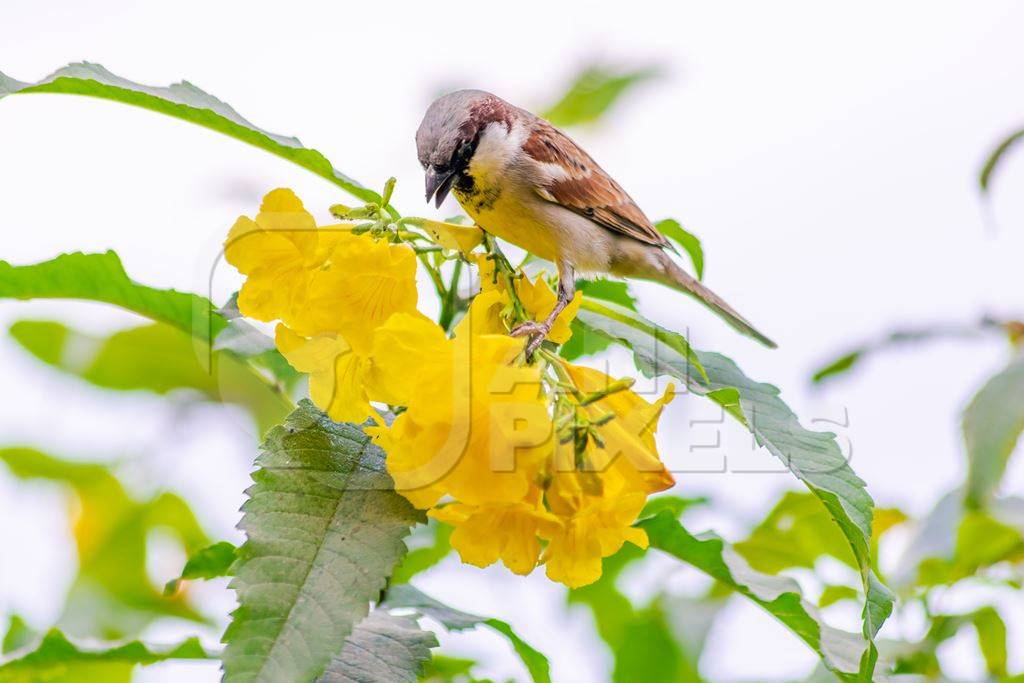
[10, 320, 292, 434]
[655, 219, 704, 280]
[640, 512, 873, 682]
[818, 586, 859, 608]
[1, 618, 33, 656]
[0, 629, 210, 683]
[892, 607, 1008, 677]
[980, 127, 1024, 194]
[164, 541, 238, 596]
[221, 401, 424, 683]
[568, 537, 718, 683]
[384, 585, 550, 683]
[811, 351, 862, 384]
[0, 251, 223, 342]
[561, 279, 637, 361]
[577, 298, 894, 674]
[809, 321, 996, 385]
[0, 448, 209, 635]
[319, 610, 437, 683]
[734, 491, 859, 574]
[963, 357, 1024, 507]
[541, 65, 658, 128]
[390, 521, 453, 584]
[0, 62, 385, 210]
[574, 298, 705, 378]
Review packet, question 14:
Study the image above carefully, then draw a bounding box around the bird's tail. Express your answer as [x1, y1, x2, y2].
[653, 254, 777, 348]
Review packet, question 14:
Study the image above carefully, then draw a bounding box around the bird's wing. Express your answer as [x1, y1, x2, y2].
[521, 120, 672, 249]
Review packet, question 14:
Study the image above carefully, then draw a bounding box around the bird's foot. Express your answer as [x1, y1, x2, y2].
[510, 320, 551, 358]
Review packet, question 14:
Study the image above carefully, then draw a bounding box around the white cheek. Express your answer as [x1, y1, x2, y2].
[469, 121, 527, 178]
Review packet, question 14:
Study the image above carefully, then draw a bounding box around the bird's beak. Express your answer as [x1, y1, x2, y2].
[424, 165, 456, 209]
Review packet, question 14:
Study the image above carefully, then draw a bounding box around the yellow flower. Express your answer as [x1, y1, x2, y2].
[368, 333, 553, 507]
[294, 233, 419, 348]
[460, 256, 580, 344]
[224, 188, 321, 323]
[540, 491, 649, 588]
[559, 363, 676, 495]
[430, 498, 562, 575]
[414, 218, 484, 254]
[274, 323, 374, 425]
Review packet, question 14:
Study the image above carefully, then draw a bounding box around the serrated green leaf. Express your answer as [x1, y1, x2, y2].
[384, 585, 550, 683]
[963, 357, 1024, 507]
[0, 629, 210, 683]
[541, 66, 658, 128]
[560, 279, 637, 361]
[221, 401, 424, 683]
[0, 251, 222, 342]
[0, 448, 208, 635]
[640, 512, 873, 682]
[164, 541, 238, 596]
[319, 610, 437, 683]
[0, 62, 385, 211]
[655, 219, 704, 281]
[10, 320, 292, 434]
[980, 127, 1024, 193]
[577, 298, 893, 674]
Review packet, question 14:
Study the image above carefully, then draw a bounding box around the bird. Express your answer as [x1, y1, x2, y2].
[415, 89, 776, 354]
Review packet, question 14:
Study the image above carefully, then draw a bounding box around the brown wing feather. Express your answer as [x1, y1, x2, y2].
[522, 121, 671, 249]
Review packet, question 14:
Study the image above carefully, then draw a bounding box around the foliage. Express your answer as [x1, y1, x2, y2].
[222, 401, 423, 682]
[541, 65, 658, 128]
[0, 629, 210, 683]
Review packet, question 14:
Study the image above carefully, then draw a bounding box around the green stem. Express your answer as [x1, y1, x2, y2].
[438, 259, 465, 332]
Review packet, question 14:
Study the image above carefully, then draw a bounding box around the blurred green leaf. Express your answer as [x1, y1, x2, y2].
[0, 251, 223, 341]
[819, 586, 859, 608]
[577, 300, 894, 666]
[893, 607, 1008, 678]
[810, 319, 1001, 385]
[10, 320, 292, 434]
[222, 401, 423, 683]
[0, 629, 209, 683]
[561, 279, 637, 361]
[568, 529, 720, 683]
[980, 127, 1024, 194]
[419, 654, 488, 683]
[655, 219, 704, 280]
[1, 618, 32, 656]
[0, 448, 208, 637]
[735, 491, 859, 574]
[0, 63, 386, 211]
[640, 511, 875, 682]
[164, 541, 237, 596]
[320, 610, 436, 683]
[542, 66, 658, 128]
[963, 356, 1024, 507]
[384, 585, 549, 683]
[391, 521, 453, 584]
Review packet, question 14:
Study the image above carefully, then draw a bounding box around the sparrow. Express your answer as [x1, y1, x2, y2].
[415, 89, 776, 353]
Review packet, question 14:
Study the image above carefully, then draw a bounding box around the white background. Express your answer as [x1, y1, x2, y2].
[1, 1, 1023, 680]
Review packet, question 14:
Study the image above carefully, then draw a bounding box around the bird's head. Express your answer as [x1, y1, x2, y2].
[416, 89, 515, 207]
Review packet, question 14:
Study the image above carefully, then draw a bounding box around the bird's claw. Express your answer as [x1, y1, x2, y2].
[510, 321, 551, 359]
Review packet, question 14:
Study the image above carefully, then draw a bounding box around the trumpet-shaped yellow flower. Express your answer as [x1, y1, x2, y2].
[540, 491, 650, 588]
[294, 233, 419, 348]
[224, 189, 322, 323]
[368, 333, 553, 507]
[275, 324, 374, 425]
[429, 498, 562, 575]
